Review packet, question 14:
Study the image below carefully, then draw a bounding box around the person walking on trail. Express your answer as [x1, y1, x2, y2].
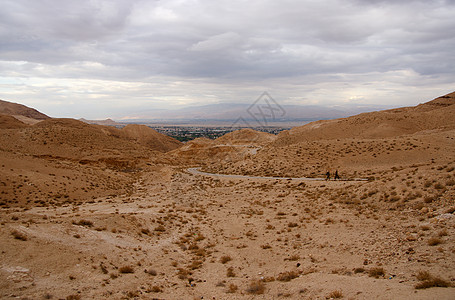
[334, 170, 340, 180]
[326, 171, 330, 181]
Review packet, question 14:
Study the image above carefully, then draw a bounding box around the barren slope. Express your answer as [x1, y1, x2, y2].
[205, 91, 455, 178]
[0, 118, 158, 208]
[0, 99, 50, 121]
[272, 91, 455, 147]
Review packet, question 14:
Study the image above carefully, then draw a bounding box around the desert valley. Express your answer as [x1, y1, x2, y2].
[0, 92, 455, 299]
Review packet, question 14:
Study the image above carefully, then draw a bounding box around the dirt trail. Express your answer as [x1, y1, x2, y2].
[187, 167, 368, 181]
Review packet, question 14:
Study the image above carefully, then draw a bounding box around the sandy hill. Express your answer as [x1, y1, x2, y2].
[169, 129, 274, 165]
[79, 118, 121, 126]
[0, 114, 29, 129]
[0, 118, 163, 208]
[204, 91, 455, 178]
[272, 91, 455, 147]
[0, 99, 50, 122]
[215, 128, 277, 145]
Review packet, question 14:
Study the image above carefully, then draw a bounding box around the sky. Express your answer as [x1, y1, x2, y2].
[0, 0, 454, 119]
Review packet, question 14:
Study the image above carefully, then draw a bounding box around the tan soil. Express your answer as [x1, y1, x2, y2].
[1, 93, 455, 299]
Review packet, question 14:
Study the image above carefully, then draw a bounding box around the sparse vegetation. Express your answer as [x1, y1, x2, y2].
[11, 230, 27, 241]
[415, 271, 450, 289]
[227, 283, 238, 293]
[220, 255, 232, 264]
[368, 267, 385, 278]
[226, 267, 235, 277]
[327, 290, 343, 298]
[150, 286, 162, 293]
[246, 280, 266, 294]
[72, 219, 93, 227]
[154, 225, 166, 232]
[428, 237, 443, 246]
[277, 270, 300, 282]
[119, 266, 134, 274]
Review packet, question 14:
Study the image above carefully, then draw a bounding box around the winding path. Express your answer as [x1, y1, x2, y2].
[187, 167, 368, 181]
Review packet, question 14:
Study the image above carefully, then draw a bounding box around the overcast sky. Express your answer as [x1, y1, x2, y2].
[1, 0, 454, 119]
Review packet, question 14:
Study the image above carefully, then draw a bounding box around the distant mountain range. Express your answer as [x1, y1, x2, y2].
[119, 103, 396, 125]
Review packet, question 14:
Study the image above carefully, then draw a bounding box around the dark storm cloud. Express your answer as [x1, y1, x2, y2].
[1, 0, 454, 78]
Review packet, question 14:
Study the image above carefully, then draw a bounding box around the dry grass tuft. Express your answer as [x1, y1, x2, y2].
[150, 286, 162, 293]
[220, 255, 232, 264]
[368, 267, 385, 278]
[119, 266, 134, 274]
[154, 225, 166, 232]
[72, 219, 93, 227]
[415, 271, 450, 289]
[246, 280, 265, 294]
[11, 230, 27, 241]
[428, 237, 443, 246]
[277, 270, 300, 282]
[227, 283, 238, 293]
[354, 267, 365, 273]
[327, 289, 343, 298]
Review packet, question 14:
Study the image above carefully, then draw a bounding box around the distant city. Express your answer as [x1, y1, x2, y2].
[147, 125, 290, 142]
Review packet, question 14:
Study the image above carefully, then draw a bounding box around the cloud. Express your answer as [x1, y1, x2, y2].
[0, 0, 454, 118]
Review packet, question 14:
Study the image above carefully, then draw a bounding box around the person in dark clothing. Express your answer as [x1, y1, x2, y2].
[326, 171, 330, 181]
[334, 170, 340, 180]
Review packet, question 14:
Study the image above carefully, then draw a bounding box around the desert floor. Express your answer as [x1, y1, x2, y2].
[1, 162, 454, 299]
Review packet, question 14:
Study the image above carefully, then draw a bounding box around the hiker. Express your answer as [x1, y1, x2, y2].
[334, 170, 340, 180]
[326, 171, 330, 181]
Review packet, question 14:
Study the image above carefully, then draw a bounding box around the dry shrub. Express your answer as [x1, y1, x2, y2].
[126, 290, 139, 298]
[438, 229, 448, 237]
[285, 254, 300, 261]
[420, 225, 430, 231]
[368, 267, 385, 278]
[150, 286, 162, 293]
[194, 233, 205, 241]
[434, 183, 445, 190]
[246, 280, 265, 294]
[177, 268, 190, 279]
[416, 271, 431, 281]
[354, 267, 365, 273]
[72, 219, 93, 227]
[141, 228, 151, 235]
[428, 237, 442, 246]
[415, 271, 450, 289]
[154, 225, 166, 232]
[119, 266, 134, 274]
[227, 283, 238, 293]
[226, 267, 235, 277]
[327, 290, 343, 298]
[11, 230, 27, 241]
[187, 259, 201, 270]
[220, 255, 232, 264]
[277, 270, 300, 282]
